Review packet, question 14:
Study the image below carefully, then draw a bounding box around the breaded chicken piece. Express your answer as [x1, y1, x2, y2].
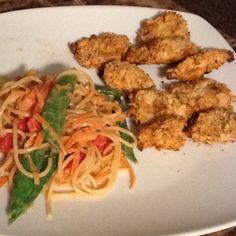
[167, 78, 233, 112]
[138, 116, 186, 150]
[103, 60, 154, 92]
[129, 89, 157, 124]
[154, 91, 190, 118]
[167, 49, 234, 81]
[137, 11, 190, 44]
[69, 33, 130, 68]
[129, 88, 189, 124]
[126, 37, 199, 65]
[188, 109, 236, 143]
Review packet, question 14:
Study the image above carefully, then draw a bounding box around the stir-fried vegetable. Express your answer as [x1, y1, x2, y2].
[8, 75, 76, 223]
[8, 78, 136, 223]
[8, 149, 57, 223]
[96, 85, 137, 163]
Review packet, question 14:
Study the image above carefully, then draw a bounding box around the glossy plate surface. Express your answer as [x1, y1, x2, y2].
[0, 6, 236, 236]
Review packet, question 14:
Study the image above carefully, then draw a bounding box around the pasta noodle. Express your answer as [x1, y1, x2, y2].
[0, 69, 137, 217]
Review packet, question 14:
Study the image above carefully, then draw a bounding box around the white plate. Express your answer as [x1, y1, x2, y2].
[0, 6, 236, 236]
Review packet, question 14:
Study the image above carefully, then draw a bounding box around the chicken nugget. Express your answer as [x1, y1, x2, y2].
[130, 89, 157, 124]
[69, 33, 130, 68]
[167, 49, 234, 81]
[138, 116, 186, 150]
[167, 78, 233, 112]
[154, 91, 190, 118]
[188, 109, 236, 143]
[129, 88, 189, 125]
[126, 37, 199, 65]
[137, 11, 190, 44]
[103, 60, 154, 92]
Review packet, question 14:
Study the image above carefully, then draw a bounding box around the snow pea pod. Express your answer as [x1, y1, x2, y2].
[96, 85, 137, 163]
[8, 74, 76, 223]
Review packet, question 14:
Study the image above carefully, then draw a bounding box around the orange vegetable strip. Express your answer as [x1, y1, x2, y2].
[121, 155, 136, 189]
[0, 175, 8, 187]
[34, 132, 43, 147]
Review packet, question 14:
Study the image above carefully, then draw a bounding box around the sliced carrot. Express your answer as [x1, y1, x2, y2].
[33, 78, 55, 114]
[121, 155, 136, 189]
[34, 132, 43, 147]
[33, 86, 44, 114]
[0, 175, 8, 187]
[95, 170, 111, 181]
[18, 88, 37, 112]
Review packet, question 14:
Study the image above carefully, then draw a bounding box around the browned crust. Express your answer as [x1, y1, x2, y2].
[137, 11, 190, 44]
[126, 37, 199, 65]
[138, 116, 186, 150]
[166, 77, 234, 113]
[167, 49, 235, 81]
[103, 60, 154, 92]
[69, 33, 131, 69]
[188, 109, 236, 143]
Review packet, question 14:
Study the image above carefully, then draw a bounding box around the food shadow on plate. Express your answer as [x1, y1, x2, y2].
[156, 64, 174, 89]
[37, 63, 72, 75]
[0, 64, 26, 84]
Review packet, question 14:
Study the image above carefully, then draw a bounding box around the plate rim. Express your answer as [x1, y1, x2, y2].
[0, 5, 236, 236]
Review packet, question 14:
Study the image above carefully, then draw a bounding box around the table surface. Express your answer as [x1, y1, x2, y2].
[0, 0, 235, 235]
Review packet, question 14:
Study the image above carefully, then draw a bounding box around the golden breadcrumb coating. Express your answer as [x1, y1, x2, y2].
[188, 109, 236, 143]
[167, 78, 233, 112]
[129, 89, 157, 125]
[154, 90, 191, 118]
[137, 11, 190, 44]
[167, 49, 234, 81]
[69, 33, 130, 68]
[129, 89, 189, 125]
[103, 60, 154, 92]
[126, 37, 199, 65]
[138, 116, 186, 150]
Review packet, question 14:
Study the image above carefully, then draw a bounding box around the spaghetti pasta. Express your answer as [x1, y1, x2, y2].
[0, 69, 137, 219]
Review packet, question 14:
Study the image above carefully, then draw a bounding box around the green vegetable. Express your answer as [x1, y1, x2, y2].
[8, 149, 57, 223]
[42, 75, 76, 146]
[95, 85, 124, 106]
[96, 86, 137, 163]
[118, 121, 137, 163]
[8, 74, 77, 223]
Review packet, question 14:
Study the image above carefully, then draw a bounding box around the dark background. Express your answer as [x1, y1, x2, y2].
[0, 0, 235, 50]
[173, 0, 236, 39]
